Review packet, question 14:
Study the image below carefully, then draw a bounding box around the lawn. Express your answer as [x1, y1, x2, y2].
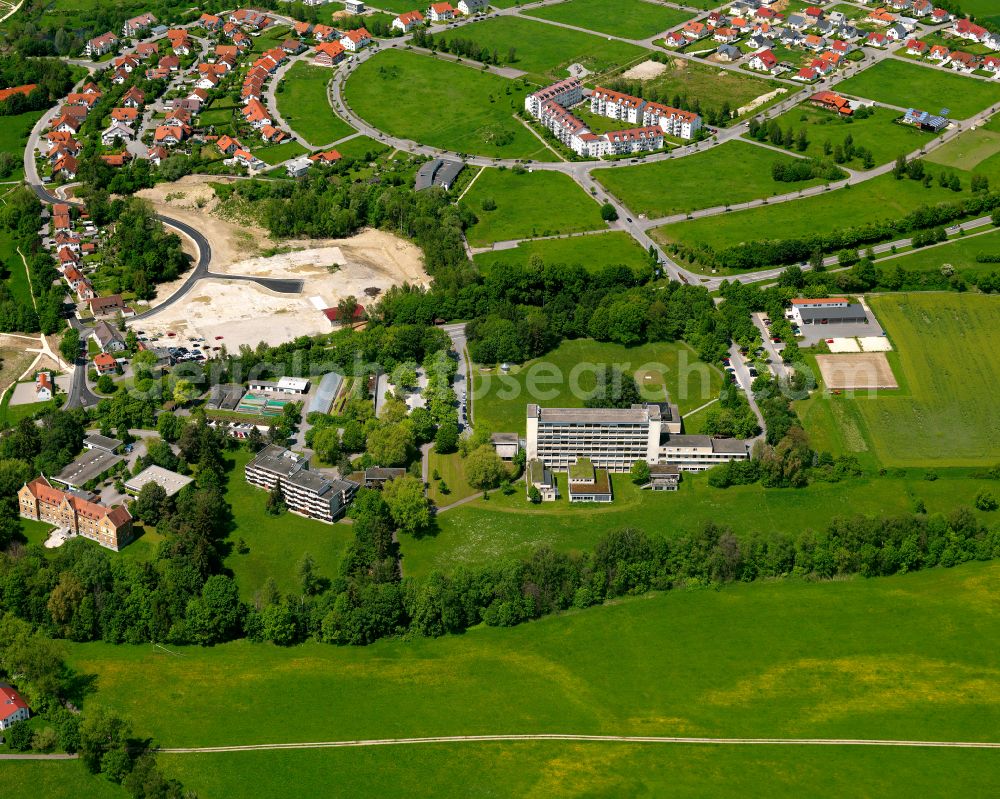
[594, 140, 830, 219]
[765, 104, 935, 167]
[635, 56, 783, 117]
[343, 49, 557, 161]
[276, 62, 355, 146]
[473, 231, 652, 274]
[836, 59, 1000, 120]
[197, 103, 238, 130]
[54, 561, 1000, 796]
[0, 109, 45, 183]
[472, 338, 723, 436]
[335, 134, 392, 161]
[797, 293, 1000, 468]
[426, 450, 479, 506]
[525, 0, 692, 41]
[2, 762, 125, 799]
[924, 114, 1000, 186]
[460, 168, 606, 246]
[252, 140, 308, 165]
[653, 172, 963, 253]
[222, 450, 354, 600]
[0, 226, 33, 308]
[960, 0, 1000, 25]
[874, 228, 1000, 280]
[406, 467, 998, 576]
[438, 16, 648, 84]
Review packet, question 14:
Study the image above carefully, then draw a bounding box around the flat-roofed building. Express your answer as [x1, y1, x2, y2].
[245, 444, 357, 523]
[526, 459, 558, 501]
[55, 448, 124, 489]
[347, 467, 406, 489]
[566, 457, 612, 503]
[658, 435, 750, 472]
[125, 465, 194, 497]
[248, 376, 310, 394]
[490, 432, 520, 461]
[641, 463, 680, 491]
[84, 433, 122, 453]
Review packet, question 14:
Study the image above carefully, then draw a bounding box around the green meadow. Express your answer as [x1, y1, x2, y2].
[276, 62, 355, 146]
[594, 140, 830, 219]
[461, 168, 606, 246]
[525, 0, 692, 41]
[45, 561, 1000, 796]
[343, 50, 556, 160]
[473, 231, 652, 274]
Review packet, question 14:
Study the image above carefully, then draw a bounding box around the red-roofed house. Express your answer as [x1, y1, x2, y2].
[19, 476, 133, 550]
[310, 149, 342, 164]
[393, 10, 425, 32]
[0, 684, 29, 730]
[428, 2, 454, 22]
[341, 28, 372, 51]
[748, 49, 779, 72]
[314, 41, 346, 66]
[35, 371, 53, 402]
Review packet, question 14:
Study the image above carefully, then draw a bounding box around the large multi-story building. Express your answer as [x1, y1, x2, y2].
[524, 77, 582, 117]
[18, 477, 133, 551]
[526, 403, 749, 473]
[245, 445, 357, 523]
[590, 87, 702, 140]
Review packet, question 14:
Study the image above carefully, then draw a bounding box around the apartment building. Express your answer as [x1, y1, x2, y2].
[524, 77, 582, 117]
[18, 476, 133, 551]
[590, 87, 702, 140]
[245, 445, 357, 523]
[526, 403, 749, 473]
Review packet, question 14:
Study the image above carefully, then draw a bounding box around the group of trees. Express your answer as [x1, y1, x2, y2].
[100, 199, 190, 300]
[770, 158, 846, 184]
[421, 32, 516, 67]
[748, 118, 877, 170]
[0, 54, 76, 114]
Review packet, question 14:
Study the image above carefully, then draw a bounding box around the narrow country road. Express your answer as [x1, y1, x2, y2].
[156, 733, 1000, 754]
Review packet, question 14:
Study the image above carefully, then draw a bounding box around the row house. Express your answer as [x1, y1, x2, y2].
[122, 12, 157, 38]
[198, 13, 223, 31]
[85, 32, 119, 57]
[315, 40, 347, 66]
[19, 477, 133, 551]
[949, 50, 980, 73]
[590, 86, 645, 124]
[429, 3, 455, 22]
[600, 126, 664, 157]
[524, 77, 582, 117]
[242, 99, 272, 128]
[341, 28, 372, 52]
[954, 19, 1000, 50]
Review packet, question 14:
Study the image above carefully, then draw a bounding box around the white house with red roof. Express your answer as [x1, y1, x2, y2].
[340, 28, 372, 52]
[748, 49, 779, 72]
[85, 32, 119, 57]
[0, 684, 29, 730]
[35, 371, 53, 402]
[393, 10, 425, 32]
[428, 2, 455, 22]
[122, 12, 157, 38]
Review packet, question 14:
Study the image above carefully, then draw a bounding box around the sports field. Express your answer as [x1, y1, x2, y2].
[343, 50, 556, 161]
[48, 562, 1000, 796]
[222, 450, 353, 600]
[653, 173, 961, 253]
[472, 338, 723, 435]
[473, 231, 652, 274]
[765, 104, 934, 167]
[460, 168, 606, 246]
[594, 140, 830, 219]
[440, 16, 648, 84]
[836, 60, 1000, 120]
[525, 0, 692, 41]
[276, 62, 355, 146]
[798, 293, 1000, 468]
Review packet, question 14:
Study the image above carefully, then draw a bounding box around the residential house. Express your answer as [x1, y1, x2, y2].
[713, 26, 739, 43]
[930, 8, 953, 24]
[428, 2, 455, 22]
[664, 31, 686, 48]
[458, 0, 487, 13]
[682, 20, 707, 40]
[101, 122, 135, 145]
[393, 10, 425, 32]
[803, 33, 826, 51]
[198, 13, 222, 30]
[147, 145, 168, 165]
[809, 90, 853, 115]
[905, 38, 926, 55]
[345, 0, 365, 12]
[100, 152, 132, 167]
[122, 87, 145, 108]
[886, 22, 908, 41]
[949, 50, 980, 73]
[93, 320, 126, 353]
[135, 41, 159, 59]
[0, 685, 30, 730]
[233, 149, 264, 170]
[341, 28, 372, 51]
[286, 156, 313, 177]
[282, 38, 305, 55]
[867, 8, 896, 26]
[795, 66, 819, 81]
[88, 294, 128, 317]
[866, 32, 888, 47]
[928, 44, 951, 62]
[310, 149, 342, 164]
[93, 352, 118, 375]
[260, 124, 287, 143]
[122, 12, 157, 37]
[748, 49, 779, 72]
[716, 43, 742, 61]
[786, 14, 809, 31]
[85, 32, 119, 57]
[18, 476, 132, 550]
[111, 107, 139, 126]
[312, 24, 338, 41]
[53, 153, 78, 179]
[216, 135, 243, 156]
[242, 99, 272, 128]
[35, 371, 53, 402]
[154, 124, 191, 145]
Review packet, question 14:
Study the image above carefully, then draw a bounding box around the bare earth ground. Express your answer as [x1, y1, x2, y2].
[622, 60, 668, 81]
[817, 353, 898, 390]
[133, 177, 429, 348]
[737, 88, 787, 116]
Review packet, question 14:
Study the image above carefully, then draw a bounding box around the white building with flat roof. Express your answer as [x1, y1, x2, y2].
[245, 444, 357, 523]
[248, 376, 310, 394]
[125, 465, 194, 497]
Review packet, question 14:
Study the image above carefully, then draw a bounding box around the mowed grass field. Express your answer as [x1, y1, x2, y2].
[797, 293, 1000, 468]
[0, 109, 45, 183]
[959, 0, 1000, 25]
[766, 104, 934, 167]
[407, 468, 996, 576]
[653, 173, 962, 253]
[836, 60, 1000, 120]
[442, 16, 648, 84]
[252, 140, 308, 165]
[875, 228, 1000, 279]
[222, 450, 353, 600]
[525, 0, 692, 41]
[276, 62, 355, 146]
[460, 168, 606, 246]
[344, 50, 556, 161]
[594, 140, 829, 219]
[473, 230, 652, 274]
[49, 562, 1000, 796]
[472, 337, 723, 435]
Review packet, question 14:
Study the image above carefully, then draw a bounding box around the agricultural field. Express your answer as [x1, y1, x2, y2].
[765, 104, 934, 167]
[836, 60, 1000, 120]
[436, 15, 648, 84]
[276, 62, 355, 146]
[472, 338, 723, 435]
[525, 0, 693, 41]
[406, 468, 997, 577]
[594, 140, 830, 219]
[473, 231, 653, 274]
[460, 168, 606, 246]
[653, 173, 962, 254]
[222, 450, 353, 600]
[797, 293, 1000, 468]
[634, 56, 785, 116]
[45, 562, 1000, 797]
[952, 0, 1000, 25]
[343, 50, 556, 161]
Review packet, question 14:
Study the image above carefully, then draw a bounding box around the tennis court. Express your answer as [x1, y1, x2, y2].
[235, 392, 292, 417]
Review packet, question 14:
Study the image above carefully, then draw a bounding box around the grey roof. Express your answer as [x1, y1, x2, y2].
[85, 433, 122, 452]
[208, 383, 244, 411]
[712, 439, 750, 455]
[287, 469, 335, 495]
[649, 463, 680, 476]
[415, 158, 464, 191]
[798, 304, 869, 322]
[716, 44, 741, 58]
[491, 432, 519, 444]
[55, 449, 124, 488]
[663, 434, 713, 449]
[534, 405, 653, 424]
[249, 444, 306, 478]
